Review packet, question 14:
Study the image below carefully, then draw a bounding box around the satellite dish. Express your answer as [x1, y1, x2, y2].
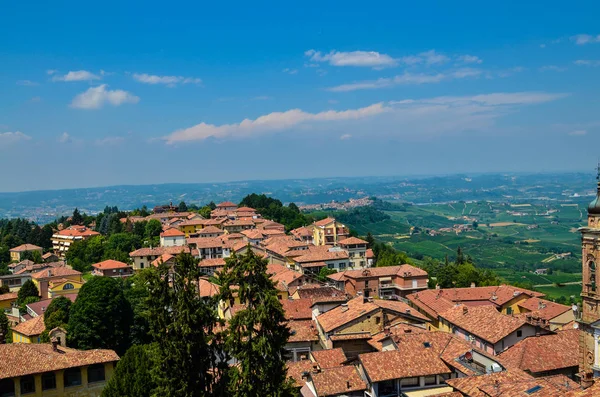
[464, 351, 473, 362]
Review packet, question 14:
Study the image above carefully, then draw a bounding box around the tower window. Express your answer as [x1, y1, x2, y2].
[589, 260, 596, 292]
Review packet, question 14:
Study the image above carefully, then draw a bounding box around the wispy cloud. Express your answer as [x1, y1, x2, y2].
[52, 70, 101, 82]
[571, 34, 600, 45]
[457, 55, 483, 64]
[47, 69, 57, 75]
[327, 69, 482, 92]
[340, 134, 352, 140]
[132, 73, 202, 86]
[282, 68, 298, 75]
[16, 80, 39, 86]
[58, 132, 71, 143]
[164, 103, 388, 143]
[70, 85, 139, 109]
[305, 49, 398, 68]
[30, 96, 42, 103]
[95, 136, 125, 146]
[574, 60, 600, 67]
[0, 131, 31, 146]
[539, 65, 566, 72]
[569, 129, 587, 136]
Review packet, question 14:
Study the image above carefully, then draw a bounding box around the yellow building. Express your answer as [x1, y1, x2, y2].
[12, 315, 45, 344]
[0, 292, 18, 311]
[31, 267, 84, 299]
[0, 342, 118, 397]
[51, 226, 100, 259]
[9, 244, 43, 262]
[310, 217, 350, 246]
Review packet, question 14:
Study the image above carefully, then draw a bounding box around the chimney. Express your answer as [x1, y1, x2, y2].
[462, 306, 468, 315]
[346, 381, 351, 389]
[435, 284, 440, 290]
[384, 326, 391, 336]
[470, 282, 476, 288]
[51, 337, 59, 352]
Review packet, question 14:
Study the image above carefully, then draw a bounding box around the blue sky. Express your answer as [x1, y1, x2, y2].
[1, 1, 600, 192]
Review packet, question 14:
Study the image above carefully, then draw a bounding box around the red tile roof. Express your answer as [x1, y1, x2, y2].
[314, 217, 337, 227]
[0, 292, 18, 302]
[0, 344, 119, 380]
[53, 226, 100, 238]
[343, 264, 428, 279]
[151, 253, 176, 267]
[9, 244, 42, 252]
[198, 278, 220, 298]
[160, 227, 185, 237]
[359, 347, 451, 382]
[216, 201, 237, 208]
[267, 264, 303, 292]
[311, 348, 347, 369]
[338, 237, 368, 245]
[446, 370, 533, 397]
[317, 296, 379, 333]
[440, 305, 528, 344]
[294, 285, 347, 305]
[281, 299, 313, 320]
[310, 366, 367, 397]
[30, 266, 81, 280]
[197, 226, 224, 235]
[12, 315, 45, 336]
[517, 297, 572, 320]
[129, 246, 190, 257]
[187, 237, 226, 249]
[286, 360, 314, 388]
[294, 249, 349, 264]
[198, 258, 226, 268]
[498, 329, 580, 374]
[372, 299, 429, 322]
[287, 320, 319, 343]
[91, 259, 130, 270]
[291, 226, 313, 237]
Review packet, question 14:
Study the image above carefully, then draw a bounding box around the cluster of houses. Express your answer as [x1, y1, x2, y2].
[1, 200, 599, 396]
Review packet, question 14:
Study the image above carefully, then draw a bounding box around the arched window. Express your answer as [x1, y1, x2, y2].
[589, 261, 596, 292]
[63, 283, 74, 290]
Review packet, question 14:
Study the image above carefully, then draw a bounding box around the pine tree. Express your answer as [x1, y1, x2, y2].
[217, 250, 295, 397]
[456, 246, 464, 265]
[146, 253, 228, 396]
[101, 345, 156, 397]
[72, 208, 83, 225]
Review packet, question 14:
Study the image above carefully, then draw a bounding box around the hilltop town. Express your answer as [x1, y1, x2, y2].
[0, 186, 599, 397]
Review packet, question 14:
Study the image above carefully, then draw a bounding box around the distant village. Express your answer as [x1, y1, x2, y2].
[0, 197, 599, 396]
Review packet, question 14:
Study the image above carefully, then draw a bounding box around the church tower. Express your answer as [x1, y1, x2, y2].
[579, 167, 600, 383]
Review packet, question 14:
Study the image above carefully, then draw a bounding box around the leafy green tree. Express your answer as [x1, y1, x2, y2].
[198, 206, 212, 219]
[146, 253, 228, 396]
[72, 208, 84, 225]
[17, 280, 39, 304]
[68, 277, 133, 355]
[178, 201, 188, 212]
[123, 272, 152, 346]
[317, 267, 337, 282]
[19, 296, 40, 315]
[22, 250, 43, 263]
[101, 344, 157, 397]
[145, 220, 162, 239]
[0, 285, 9, 294]
[44, 296, 72, 330]
[0, 310, 9, 344]
[217, 250, 295, 397]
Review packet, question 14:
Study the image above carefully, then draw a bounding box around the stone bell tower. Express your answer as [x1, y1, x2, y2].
[579, 165, 600, 383]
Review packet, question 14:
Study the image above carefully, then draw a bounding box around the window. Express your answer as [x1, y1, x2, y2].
[506, 307, 513, 315]
[517, 330, 522, 337]
[328, 264, 334, 269]
[400, 377, 419, 387]
[87, 364, 106, 383]
[20, 376, 35, 394]
[365, 280, 369, 287]
[339, 262, 346, 269]
[64, 368, 82, 387]
[375, 317, 381, 324]
[42, 373, 56, 391]
[0, 379, 15, 397]
[63, 283, 74, 290]
[424, 375, 437, 385]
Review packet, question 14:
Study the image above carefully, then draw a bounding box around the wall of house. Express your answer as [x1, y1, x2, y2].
[329, 309, 383, 337]
[311, 302, 343, 320]
[500, 295, 530, 315]
[160, 236, 185, 247]
[494, 325, 537, 354]
[5, 362, 115, 397]
[549, 310, 575, 331]
[12, 332, 40, 344]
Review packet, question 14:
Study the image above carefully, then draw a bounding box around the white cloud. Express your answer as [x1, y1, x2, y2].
[327, 69, 481, 92]
[572, 34, 600, 45]
[457, 55, 482, 64]
[58, 132, 71, 143]
[305, 49, 398, 68]
[282, 68, 298, 74]
[47, 69, 57, 75]
[569, 130, 587, 136]
[30, 96, 42, 103]
[132, 73, 202, 86]
[340, 134, 352, 140]
[70, 85, 140, 109]
[539, 65, 566, 72]
[163, 91, 566, 143]
[164, 103, 388, 143]
[52, 70, 101, 82]
[574, 60, 600, 67]
[95, 136, 125, 146]
[16, 80, 39, 86]
[0, 131, 31, 146]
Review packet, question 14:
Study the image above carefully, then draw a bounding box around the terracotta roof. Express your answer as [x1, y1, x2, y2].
[0, 292, 18, 302]
[26, 295, 77, 317]
[329, 332, 372, 342]
[453, 374, 580, 397]
[366, 248, 374, 258]
[372, 299, 429, 322]
[198, 278, 220, 298]
[317, 296, 379, 333]
[151, 253, 176, 267]
[282, 299, 313, 320]
[286, 360, 314, 388]
[236, 206, 255, 212]
[12, 315, 45, 336]
[216, 201, 237, 208]
[368, 322, 428, 351]
[160, 227, 185, 237]
[198, 258, 226, 268]
[568, 381, 600, 396]
[517, 297, 572, 320]
[241, 229, 265, 240]
[326, 271, 347, 282]
[359, 347, 451, 382]
[343, 264, 428, 279]
[338, 237, 368, 245]
[314, 217, 337, 227]
[440, 305, 528, 344]
[446, 370, 532, 397]
[92, 259, 130, 270]
[31, 266, 81, 280]
[311, 348, 347, 369]
[267, 264, 303, 292]
[53, 226, 100, 238]
[287, 320, 319, 343]
[291, 226, 313, 237]
[129, 246, 190, 257]
[310, 366, 367, 397]
[294, 285, 347, 305]
[498, 329, 580, 374]
[187, 237, 226, 249]
[179, 219, 207, 227]
[42, 253, 56, 260]
[197, 226, 224, 235]
[294, 249, 349, 264]
[9, 244, 42, 252]
[0, 344, 119, 380]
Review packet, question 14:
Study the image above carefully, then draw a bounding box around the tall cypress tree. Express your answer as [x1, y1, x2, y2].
[0, 310, 9, 344]
[146, 253, 228, 396]
[217, 250, 295, 397]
